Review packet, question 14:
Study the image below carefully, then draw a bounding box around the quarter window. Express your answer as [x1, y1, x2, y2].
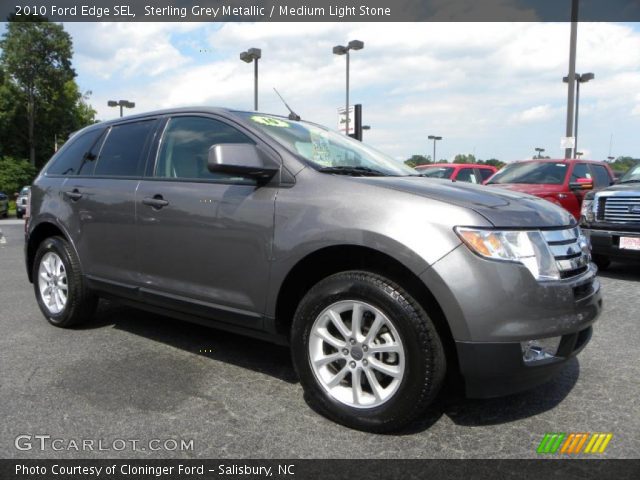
[571, 163, 591, 182]
[46, 129, 104, 176]
[155, 116, 255, 181]
[92, 121, 154, 177]
[479, 168, 494, 181]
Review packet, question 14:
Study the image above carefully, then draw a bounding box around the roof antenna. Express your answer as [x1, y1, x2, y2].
[273, 88, 301, 121]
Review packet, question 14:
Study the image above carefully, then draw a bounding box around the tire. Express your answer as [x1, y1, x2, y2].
[32, 236, 97, 327]
[16, 211, 23, 219]
[291, 271, 446, 433]
[593, 254, 611, 271]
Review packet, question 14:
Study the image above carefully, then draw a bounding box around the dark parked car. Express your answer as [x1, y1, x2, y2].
[486, 159, 615, 220]
[581, 162, 640, 269]
[415, 163, 497, 184]
[26, 108, 601, 432]
[0, 192, 8, 218]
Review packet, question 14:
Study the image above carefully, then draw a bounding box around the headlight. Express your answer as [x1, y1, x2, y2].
[581, 199, 595, 222]
[455, 227, 560, 281]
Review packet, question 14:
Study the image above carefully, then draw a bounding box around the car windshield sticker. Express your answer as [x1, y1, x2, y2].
[309, 130, 332, 166]
[250, 115, 290, 128]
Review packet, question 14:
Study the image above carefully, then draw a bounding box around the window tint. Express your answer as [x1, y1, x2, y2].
[93, 121, 154, 177]
[479, 168, 494, 181]
[571, 163, 591, 182]
[487, 162, 568, 185]
[156, 116, 254, 181]
[418, 167, 454, 179]
[591, 164, 612, 188]
[47, 129, 103, 176]
[456, 168, 479, 183]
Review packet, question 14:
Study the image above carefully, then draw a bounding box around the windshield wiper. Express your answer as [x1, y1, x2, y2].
[317, 166, 388, 177]
[618, 179, 640, 184]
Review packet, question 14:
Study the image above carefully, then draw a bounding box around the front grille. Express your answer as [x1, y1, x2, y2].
[541, 227, 589, 280]
[603, 196, 640, 223]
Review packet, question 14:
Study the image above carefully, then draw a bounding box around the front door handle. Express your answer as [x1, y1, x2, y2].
[63, 189, 83, 201]
[142, 195, 169, 209]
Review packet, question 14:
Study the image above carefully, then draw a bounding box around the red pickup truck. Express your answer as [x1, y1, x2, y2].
[415, 163, 497, 184]
[485, 159, 615, 220]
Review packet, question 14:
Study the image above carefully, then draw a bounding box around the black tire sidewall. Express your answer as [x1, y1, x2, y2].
[291, 271, 445, 431]
[33, 237, 79, 326]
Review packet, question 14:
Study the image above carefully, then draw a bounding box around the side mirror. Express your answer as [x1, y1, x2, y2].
[569, 177, 593, 190]
[207, 144, 278, 183]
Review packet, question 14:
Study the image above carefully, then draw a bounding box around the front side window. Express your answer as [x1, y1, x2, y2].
[418, 167, 454, 179]
[590, 164, 612, 188]
[455, 168, 479, 183]
[155, 116, 255, 182]
[487, 162, 568, 185]
[46, 128, 104, 176]
[570, 163, 591, 182]
[93, 121, 154, 177]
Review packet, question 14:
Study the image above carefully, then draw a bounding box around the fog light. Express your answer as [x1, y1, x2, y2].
[521, 337, 562, 363]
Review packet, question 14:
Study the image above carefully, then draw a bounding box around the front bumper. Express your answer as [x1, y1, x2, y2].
[583, 227, 640, 260]
[421, 243, 602, 398]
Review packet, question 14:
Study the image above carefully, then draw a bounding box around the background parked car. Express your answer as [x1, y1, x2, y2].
[15, 186, 30, 219]
[485, 159, 615, 219]
[580, 162, 640, 269]
[415, 163, 497, 184]
[0, 192, 9, 218]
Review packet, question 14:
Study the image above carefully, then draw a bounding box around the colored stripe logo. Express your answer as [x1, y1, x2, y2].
[537, 433, 612, 454]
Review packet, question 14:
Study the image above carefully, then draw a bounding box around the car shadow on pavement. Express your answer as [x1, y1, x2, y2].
[597, 260, 640, 281]
[83, 299, 299, 384]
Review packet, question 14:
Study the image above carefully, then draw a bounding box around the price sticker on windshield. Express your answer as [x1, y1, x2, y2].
[250, 116, 290, 128]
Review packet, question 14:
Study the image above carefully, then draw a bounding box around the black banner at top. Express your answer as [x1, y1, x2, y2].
[1, 0, 640, 22]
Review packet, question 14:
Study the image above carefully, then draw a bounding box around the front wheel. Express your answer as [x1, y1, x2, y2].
[593, 254, 611, 271]
[33, 236, 97, 327]
[291, 271, 446, 432]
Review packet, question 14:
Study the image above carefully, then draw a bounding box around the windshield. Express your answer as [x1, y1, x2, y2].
[236, 113, 416, 176]
[418, 167, 454, 179]
[619, 163, 640, 182]
[20, 187, 30, 195]
[487, 162, 568, 185]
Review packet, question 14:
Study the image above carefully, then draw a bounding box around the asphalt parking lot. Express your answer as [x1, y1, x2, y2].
[1, 220, 638, 459]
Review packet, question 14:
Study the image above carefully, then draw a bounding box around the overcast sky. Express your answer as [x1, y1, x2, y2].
[5, 22, 640, 162]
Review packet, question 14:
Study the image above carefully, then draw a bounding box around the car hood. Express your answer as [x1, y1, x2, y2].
[600, 182, 640, 193]
[355, 177, 575, 228]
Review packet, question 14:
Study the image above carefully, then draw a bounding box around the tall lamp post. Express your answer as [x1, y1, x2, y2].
[108, 99, 135, 118]
[535, 147, 545, 158]
[428, 135, 442, 163]
[563, 72, 594, 157]
[240, 48, 262, 111]
[332, 40, 364, 136]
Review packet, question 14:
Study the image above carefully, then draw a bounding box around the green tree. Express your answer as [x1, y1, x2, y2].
[0, 156, 37, 195]
[609, 156, 639, 173]
[405, 154, 431, 168]
[477, 158, 505, 169]
[453, 154, 476, 164]
[0, 16, 96, 167]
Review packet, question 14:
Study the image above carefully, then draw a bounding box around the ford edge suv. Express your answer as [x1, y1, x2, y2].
[25, 108, 602, 432]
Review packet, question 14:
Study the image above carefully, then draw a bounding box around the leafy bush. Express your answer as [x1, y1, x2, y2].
[0, 156, 38, 196]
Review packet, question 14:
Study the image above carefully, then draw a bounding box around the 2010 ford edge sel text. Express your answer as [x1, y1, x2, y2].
[25, 108, 602, 432]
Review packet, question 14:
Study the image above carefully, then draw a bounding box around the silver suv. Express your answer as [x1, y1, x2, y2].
[26, 108, 601, 432]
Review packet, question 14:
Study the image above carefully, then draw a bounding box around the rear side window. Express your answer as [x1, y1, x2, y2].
[93, 121, 155, 177]
[155, 116, 254, 182]
[590, 164, 612, 188]
[46, 129, 103, 176]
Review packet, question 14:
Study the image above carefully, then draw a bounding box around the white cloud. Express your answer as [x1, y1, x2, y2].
[511, 105, 558, 124]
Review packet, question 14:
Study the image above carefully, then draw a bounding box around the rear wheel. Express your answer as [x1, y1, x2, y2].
[291, 271, 446, 432]
[33, 236, 97, 327]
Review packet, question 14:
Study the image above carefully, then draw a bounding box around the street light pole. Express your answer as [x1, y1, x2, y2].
[564, 0, 579, 159]
[107, 99, 135, 118]
[333, 40, 364, 136]
[563, 72, 594, 158]
[535, 147, 545, 158]
[428, 135, 442, 163]
[240, 48, 262, 111]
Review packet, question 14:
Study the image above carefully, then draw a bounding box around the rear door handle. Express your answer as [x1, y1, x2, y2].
[142, 195, 169, 209]
[63, 189, 83, 201]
